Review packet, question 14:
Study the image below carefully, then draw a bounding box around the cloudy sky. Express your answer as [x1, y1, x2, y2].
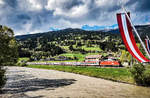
[0, 0, 150, 35]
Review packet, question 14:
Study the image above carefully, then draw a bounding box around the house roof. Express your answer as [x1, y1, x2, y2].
[85, 55, 101, 59]
[100, 61, 120, 66]
[85, 61, 99, 63]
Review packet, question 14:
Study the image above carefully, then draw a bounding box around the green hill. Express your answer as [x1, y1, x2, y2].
[16, 25, 150, 61]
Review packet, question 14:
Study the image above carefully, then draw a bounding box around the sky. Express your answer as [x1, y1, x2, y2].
[0, 0, 150, 35]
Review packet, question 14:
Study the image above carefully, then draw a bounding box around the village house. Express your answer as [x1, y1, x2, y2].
[85, 55, 102, 63]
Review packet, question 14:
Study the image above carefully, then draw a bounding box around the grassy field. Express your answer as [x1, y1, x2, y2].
[27, 65, 134, 84]
[60, 53, 100, 61]
[61, 46, 70, 51]
[32, 60, 77, 63]
[18, 57, 30, 62]
[31, 52, 102, 63]
[27, 52, 101, 63]
[81, 45, 102, 51]
[60, 53, 85, 61]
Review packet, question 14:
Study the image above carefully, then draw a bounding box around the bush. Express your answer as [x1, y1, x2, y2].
[143, 69, 150, 86]
[0, 67, 6, 92]
[130, 63, 150, 86]
[17, 60, 27, 67]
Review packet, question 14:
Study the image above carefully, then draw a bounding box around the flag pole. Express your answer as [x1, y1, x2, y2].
[146, 35, 150, 40]
[122, 6, 150, 59]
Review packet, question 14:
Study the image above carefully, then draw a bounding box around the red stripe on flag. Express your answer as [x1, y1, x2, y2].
[145, 39, 148, 53]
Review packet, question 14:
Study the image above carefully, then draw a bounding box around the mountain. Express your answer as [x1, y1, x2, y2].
[15, 24, 150, 60]
[16, 24, 150, 41]
[135, 25, 150, 37]
[16, 27, 122, 59]
[102, 29, 120, 34]
[104, 24, 150, 38]
[15, 28, 117, 41]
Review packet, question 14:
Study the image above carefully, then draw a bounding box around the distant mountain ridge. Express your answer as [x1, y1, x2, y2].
[15, 24, 150, 40]
[103, 24, 150, 38]
[15, 28, 87, 40]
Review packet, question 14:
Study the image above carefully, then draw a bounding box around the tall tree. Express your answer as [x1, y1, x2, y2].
[0, 25, 19, 90]
[0, 25, 18, 66]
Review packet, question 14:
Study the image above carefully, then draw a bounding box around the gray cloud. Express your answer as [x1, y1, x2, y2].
[63, 0, 84, 10]
[0, 0, 149, 35]
[136, 0, 150, 12]
[5, 0, 17, 8]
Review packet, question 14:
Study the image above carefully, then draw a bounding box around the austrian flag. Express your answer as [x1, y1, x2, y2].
[116, 13, 149, 63]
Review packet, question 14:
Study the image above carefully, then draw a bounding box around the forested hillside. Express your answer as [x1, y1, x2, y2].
[16, 25, 150, 61]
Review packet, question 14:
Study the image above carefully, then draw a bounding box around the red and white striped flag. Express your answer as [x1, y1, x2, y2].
[116, 13, 149, 63]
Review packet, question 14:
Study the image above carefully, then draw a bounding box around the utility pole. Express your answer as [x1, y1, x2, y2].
[131, 55, 133, 67]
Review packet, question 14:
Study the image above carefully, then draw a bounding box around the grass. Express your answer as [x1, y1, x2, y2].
[61, 46, 70, 51]
[72, 45, 102, 52]
[60, 53, 85, 61]
[60, 53, 101, 61]
[81, 45, 102, 51]
[86, 53, 100, 56]
[32, 60, 77, 63]
[0, 67, 6, 91]
[27, 65, 134, 84]
[31, 53, 101, 63]
[18, 57, 30, 62]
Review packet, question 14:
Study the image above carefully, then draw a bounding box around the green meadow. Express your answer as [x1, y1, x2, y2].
[27, 65, 134, 84]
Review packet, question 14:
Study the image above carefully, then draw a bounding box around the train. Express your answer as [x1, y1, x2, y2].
[27, 59, 121, 67]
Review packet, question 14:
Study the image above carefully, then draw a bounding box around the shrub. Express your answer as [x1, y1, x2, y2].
[0, 67, 6, 92]
[17, 60, 27, 67]
[143, 69, 150, 86]
[130, 64, 145, 85]
[130, 63, 150, 86]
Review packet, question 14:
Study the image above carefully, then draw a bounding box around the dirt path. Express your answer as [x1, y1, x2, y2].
[1, 67, 150, 98]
